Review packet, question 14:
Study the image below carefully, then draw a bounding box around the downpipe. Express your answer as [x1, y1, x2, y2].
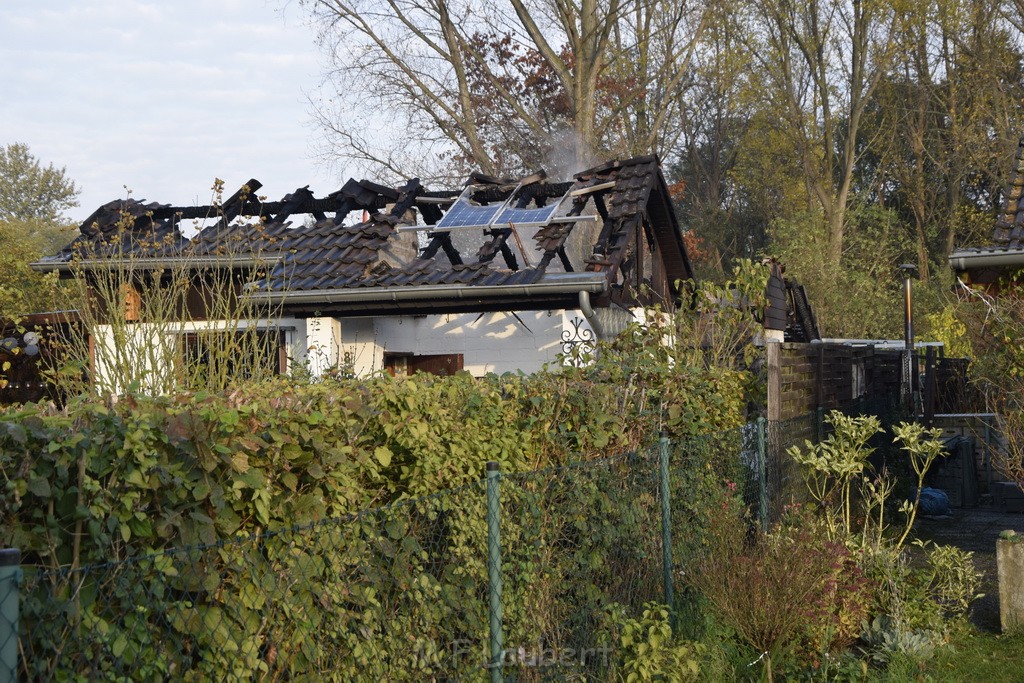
[578, 290, 604, 341]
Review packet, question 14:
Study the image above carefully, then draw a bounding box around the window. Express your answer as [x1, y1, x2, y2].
[180, 329, 286, 384]
[384, 353, 463, 377]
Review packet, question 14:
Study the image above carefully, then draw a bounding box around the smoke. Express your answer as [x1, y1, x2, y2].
[544, 126, 605, 180]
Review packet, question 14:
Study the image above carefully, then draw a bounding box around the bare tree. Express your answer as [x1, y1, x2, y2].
[302, 0, 713, 181]
[741, 0, 898, 266]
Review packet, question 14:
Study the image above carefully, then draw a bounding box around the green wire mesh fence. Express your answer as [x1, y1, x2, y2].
[497, 449, 663, 678]
[4, 412, 830, 681]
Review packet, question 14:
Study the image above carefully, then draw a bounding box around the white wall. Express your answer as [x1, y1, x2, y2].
[292, 310, 606, 378]
[92, 317, 305, 392]
[91, 310, 607, 386]
[350, 310, 568, 376]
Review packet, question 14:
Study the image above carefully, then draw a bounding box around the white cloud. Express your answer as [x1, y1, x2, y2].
[0, 0, 335, 223]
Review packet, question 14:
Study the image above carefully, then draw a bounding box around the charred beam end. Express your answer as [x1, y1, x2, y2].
[220, 179, 264, 225]
[141, 182, 577, 224]
[477, 228, 512, 265]
[466, 171, 511, 186]
[421, 232, 463, 266]
[272, 186, 316, 224]
[389, 178, 424, 218]
[332, 198, 355, 226]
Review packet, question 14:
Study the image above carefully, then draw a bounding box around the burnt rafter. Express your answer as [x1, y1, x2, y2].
[272, 186, 317, 224]
[388, 178, 424, 218]
[221, 179, 263, 216]
[327, 178, 399, 225]
[476, 182, 542, 269]
[420, 231, 464, 265]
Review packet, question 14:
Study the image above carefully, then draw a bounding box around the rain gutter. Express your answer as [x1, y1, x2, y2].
[948, 250, 1024, 271]
[246, 274, 609, 311]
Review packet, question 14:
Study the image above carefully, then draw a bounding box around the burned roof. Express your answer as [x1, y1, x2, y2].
[34, 156, 693, 315]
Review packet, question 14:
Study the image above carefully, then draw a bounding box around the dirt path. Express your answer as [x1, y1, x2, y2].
[914, 506, 1024, 632]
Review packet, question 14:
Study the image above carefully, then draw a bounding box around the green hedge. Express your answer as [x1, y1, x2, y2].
[1, 361, 750, 679]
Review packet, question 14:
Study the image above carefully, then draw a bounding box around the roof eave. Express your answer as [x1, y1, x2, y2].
[30, 255, 282, 274]
[245, 274, 609, 307]
[948, 249, 1024, 272]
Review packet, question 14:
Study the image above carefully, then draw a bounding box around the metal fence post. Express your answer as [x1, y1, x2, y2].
[816, 406, 825, 443]
[0, 548, 21, 682]
[755, 418, 769, 532]
[658, 435, 674, 618]
[984, 418, 993, 490]
[485, 462, 504, 682]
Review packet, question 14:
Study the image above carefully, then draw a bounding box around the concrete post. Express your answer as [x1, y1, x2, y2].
[997, 532, 1024, 634]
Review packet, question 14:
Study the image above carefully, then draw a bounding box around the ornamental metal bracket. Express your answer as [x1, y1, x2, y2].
[560, 316, 595, 366]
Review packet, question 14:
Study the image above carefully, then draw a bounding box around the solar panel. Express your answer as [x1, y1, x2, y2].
[493, 203, 561, 228]
[398, 178, 597, 233]
[433, 197, 504, 230]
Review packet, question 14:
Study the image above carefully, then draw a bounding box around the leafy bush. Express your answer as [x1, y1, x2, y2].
[599, 602, 704, 682]
[0, 259, 770, 678]
[863, 540, 982, 645]
[684, 514, 854, 683]
[1, 343, 754, 679]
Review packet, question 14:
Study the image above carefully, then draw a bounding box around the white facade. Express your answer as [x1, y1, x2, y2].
[296, 309, 597, 377]
[90, 317, 306, 393]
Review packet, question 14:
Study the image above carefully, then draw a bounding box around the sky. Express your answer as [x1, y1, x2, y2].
[0, 0, 340, 223]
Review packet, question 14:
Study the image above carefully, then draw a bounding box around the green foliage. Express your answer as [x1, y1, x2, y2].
[788, 412, 881, 540]
[919, 541, 984, 618]
[859, 537, 982, 670]
[0, 348, 750, 679]
[892, 422, 948, 548]
[0, 219, 65, 317]
[956, 286, 1024, 488]
[0, 142, 79, 226]
[585, 258, 768, 437]
[0, 144, 77, 318]
[787, 411, 949, 552]
[920, 302, 973, 360]
[769, 207, 918, 338]
[601, 602, 703, 682]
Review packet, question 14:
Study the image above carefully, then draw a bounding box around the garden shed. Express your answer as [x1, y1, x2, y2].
[32, 156, 694, 381]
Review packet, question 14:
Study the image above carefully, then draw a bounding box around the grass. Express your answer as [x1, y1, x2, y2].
[865, 627, 1024, 682]
[922, 629, 1024, 682]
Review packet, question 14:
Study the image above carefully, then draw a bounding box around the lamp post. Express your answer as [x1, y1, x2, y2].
[899, 264, 918, 414]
